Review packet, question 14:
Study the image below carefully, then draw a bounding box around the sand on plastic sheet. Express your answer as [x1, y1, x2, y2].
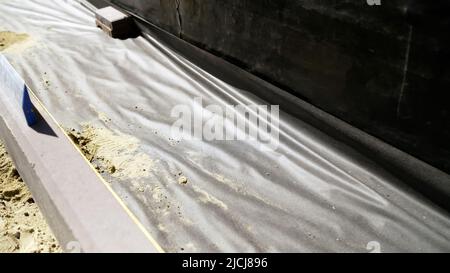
[0, 31, 35, 53]
[67, 124, 154, 180]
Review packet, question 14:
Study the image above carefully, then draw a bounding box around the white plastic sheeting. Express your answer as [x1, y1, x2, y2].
[1, 0, 449, 252]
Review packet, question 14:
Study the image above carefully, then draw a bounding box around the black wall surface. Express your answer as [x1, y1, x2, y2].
[104, 0, 450, 174]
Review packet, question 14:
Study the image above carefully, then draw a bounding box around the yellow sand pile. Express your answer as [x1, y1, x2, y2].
[67, 124, 154, 180]
[0, 141, 60, 253]
[0, 31, 30, 52]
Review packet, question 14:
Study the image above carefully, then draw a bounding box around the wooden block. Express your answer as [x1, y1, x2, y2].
[95, 6, 136, 39]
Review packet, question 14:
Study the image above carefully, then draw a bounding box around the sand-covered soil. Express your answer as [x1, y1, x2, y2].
[0, 140, 60, 253]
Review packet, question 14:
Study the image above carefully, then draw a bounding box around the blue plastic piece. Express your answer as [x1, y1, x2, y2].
[22, 85, 37, 126]
[0, 54, 37, 126]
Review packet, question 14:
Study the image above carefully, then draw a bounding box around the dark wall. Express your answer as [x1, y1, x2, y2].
[108, 0, 450, 174]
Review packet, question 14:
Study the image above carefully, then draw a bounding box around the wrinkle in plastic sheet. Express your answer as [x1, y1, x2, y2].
[0, 0, 449, 252]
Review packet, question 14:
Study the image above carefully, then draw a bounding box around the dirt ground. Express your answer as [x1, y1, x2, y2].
[0, 140, 60, 253]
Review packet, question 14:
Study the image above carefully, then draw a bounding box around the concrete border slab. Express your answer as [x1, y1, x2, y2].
[0, 54, 163, 253]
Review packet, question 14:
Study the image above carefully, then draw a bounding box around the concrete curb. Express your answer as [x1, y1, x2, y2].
[0, 55, 162, 253]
